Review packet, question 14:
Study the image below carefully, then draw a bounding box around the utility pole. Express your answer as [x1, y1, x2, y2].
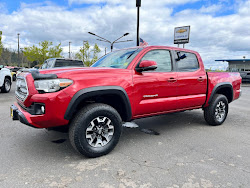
[17, 33, 20, 67]
[105, 47, 107, 55]
[136, 0, 141, 46]
[20, 48, 24, 67]
[68, 41, 71, 58]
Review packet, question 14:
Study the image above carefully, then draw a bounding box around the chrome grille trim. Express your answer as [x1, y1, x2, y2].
[15, 77, 29, 101]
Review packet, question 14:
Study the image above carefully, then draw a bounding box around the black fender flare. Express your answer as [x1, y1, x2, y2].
[208, 82, 233, 104]
[64, 86, 132, 121]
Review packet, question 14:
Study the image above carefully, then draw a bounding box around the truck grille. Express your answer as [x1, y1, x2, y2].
[15, 77, 29, 101]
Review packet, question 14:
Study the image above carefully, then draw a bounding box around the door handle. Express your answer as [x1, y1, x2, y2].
[168, 77, 177, 82]
[197, 77, 204, 82]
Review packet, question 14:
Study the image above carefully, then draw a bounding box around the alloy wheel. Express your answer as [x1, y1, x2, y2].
[215, 101, 226, 122]
[86, 116, 114, 148]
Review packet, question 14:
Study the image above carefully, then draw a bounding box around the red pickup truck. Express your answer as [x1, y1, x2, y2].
[11, 46, 241, 158]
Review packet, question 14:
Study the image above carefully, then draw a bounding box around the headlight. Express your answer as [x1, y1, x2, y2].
[34, 79, 73, 93]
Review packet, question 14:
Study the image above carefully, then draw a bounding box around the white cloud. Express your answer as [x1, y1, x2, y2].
[68, 0, 200, 6]
[0, 0, 250, 69]
[199, 4, 222, 14]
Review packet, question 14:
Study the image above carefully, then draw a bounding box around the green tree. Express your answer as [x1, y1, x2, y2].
[206, 67, 225, 72]
[23, 40, 63, 65]
[75, 41, 101, 67]
[23, 45, 42, 63]
[0, 31, 3, 57]
[39, 41, 52, 62]
[91, 44, 101, 65]
[49, 43, 63, 58]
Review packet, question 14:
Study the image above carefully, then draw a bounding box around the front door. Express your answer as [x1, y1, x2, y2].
[133, 49, 178, 117]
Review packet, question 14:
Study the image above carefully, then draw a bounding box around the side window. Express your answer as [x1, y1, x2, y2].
[41, 62, 48, 69]
[47, 60, 54, 68]
[176, 51, 199, 72]
[141, 50, 172, 72]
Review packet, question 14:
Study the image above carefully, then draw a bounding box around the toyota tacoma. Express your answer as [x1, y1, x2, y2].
[11, 46, 242, 157]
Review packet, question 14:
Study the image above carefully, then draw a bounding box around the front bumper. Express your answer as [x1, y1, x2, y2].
[10, 104, 37, 128]
[11, 90, 71, 128]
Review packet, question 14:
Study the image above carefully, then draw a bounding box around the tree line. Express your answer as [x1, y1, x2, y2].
[0, 32, 101, 67]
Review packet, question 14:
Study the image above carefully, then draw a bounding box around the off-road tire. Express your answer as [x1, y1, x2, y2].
[204, 94, 228, 126]
[69, 103, 122, 158]
[1, 78, 11, 93]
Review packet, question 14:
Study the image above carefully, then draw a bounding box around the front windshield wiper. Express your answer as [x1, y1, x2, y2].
[126, 49, 140, 60]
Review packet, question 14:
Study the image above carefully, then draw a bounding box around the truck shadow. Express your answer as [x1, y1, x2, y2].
[15, 109, 208, 159]
[133, 109, 206, 131]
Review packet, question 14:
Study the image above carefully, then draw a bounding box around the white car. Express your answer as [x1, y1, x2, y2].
[0, 65, 12, 93]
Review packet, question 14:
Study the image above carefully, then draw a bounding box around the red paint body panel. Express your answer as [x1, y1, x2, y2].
[132, 71, 178, 116]
[13, 46, 242, 128]
[203, 72, 242, 107]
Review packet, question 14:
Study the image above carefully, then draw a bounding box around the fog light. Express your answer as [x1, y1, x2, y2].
[41, 106, 45, 114]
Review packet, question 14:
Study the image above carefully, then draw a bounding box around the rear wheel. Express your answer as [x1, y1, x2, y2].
[69, 103, 122, 158]
[204, 94, 228, 126]
[1, 78, 11, 93]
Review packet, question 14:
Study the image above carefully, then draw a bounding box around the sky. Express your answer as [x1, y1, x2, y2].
[0, 0, 250, 69]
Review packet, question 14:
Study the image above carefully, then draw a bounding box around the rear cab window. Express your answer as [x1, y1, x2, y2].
[175, 51, 199, 72]
[54, 60, 84, 67]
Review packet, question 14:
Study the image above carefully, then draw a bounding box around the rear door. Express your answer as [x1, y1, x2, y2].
[133, 49, 178, 117]
[174, 51, 207, 109]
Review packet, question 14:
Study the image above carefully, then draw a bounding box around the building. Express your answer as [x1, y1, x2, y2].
[215, 58, 250, 82]
[215, 58, 250, 72]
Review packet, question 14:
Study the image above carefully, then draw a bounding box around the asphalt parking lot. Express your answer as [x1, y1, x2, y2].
[0, 82, 250, 188]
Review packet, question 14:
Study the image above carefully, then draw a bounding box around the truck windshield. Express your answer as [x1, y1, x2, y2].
[91, 48, 142, 69]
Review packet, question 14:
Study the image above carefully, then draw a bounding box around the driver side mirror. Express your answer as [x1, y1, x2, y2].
[135, 60, 157, 72]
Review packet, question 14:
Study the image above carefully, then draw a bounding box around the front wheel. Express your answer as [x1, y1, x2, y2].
[69, 103, 122, 158]
[204, 94, 228, 126]
[1, 78, 11, 93]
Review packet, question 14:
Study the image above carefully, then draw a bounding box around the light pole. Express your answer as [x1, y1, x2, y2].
[88, 32, 132, 52]
[68, 41, 71, 58]
[17, 33, 20, 67]
[136, 0, 141, 46]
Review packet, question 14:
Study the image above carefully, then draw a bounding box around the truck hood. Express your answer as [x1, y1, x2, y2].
[38, 67, 130, 78]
